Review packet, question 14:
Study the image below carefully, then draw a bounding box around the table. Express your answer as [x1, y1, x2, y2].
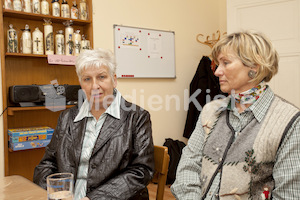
[0, 175, 47, 200]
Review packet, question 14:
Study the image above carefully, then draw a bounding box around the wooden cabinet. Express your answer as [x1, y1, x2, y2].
[0, 0, 93, 180]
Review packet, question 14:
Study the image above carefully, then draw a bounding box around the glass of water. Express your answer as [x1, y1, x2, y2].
[47, 172, 74, 200]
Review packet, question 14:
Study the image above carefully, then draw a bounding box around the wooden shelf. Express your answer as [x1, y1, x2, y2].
[3, 9, 92, 25]
[1, 0, 93, 180]
[5, 52, 47, 58]
[7, 105, 75, 116]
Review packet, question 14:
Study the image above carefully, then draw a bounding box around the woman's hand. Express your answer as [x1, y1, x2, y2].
[80, 197, 90, 200]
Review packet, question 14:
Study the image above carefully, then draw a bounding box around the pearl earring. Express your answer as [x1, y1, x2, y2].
[248, 70, 256, 79]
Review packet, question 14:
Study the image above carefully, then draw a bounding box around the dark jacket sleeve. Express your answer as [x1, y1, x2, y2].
[86, 109, 155, 200]
[33, 111, 64, 189]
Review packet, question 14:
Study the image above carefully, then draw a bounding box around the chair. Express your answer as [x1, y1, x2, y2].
[151, 145, 170, 200]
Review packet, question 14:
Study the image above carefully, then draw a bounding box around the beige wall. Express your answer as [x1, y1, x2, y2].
[92, 0, 227, 145]
[0, 0, 227, 177]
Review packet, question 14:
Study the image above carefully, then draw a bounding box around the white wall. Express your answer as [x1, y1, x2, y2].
[92, 0, 227, 145]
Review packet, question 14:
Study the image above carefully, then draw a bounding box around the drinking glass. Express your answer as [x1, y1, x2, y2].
[47, 172, 74, 200]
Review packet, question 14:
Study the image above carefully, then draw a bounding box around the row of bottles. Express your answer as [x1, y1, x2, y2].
[3, 0, 88, 20]
[7, 20, 90, 56]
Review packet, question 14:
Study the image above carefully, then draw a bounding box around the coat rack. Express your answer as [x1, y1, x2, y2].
[196, 30, 227, 49]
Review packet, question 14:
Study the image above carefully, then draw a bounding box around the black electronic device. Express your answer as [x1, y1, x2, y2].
[9, 85, 41, 103]
[63, 84, 82, 102]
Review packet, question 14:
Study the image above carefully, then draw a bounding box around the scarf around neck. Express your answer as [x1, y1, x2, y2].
[233, 81, 267, 105]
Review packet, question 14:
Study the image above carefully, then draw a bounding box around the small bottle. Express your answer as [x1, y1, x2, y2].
[21, 24, 32, 54]
[63, 20, 74, 56]
[7, 24, 18, 53]
[13, 0, 22, 11]
[73, 30, 81, 56]
[61, 0, 70, 18]
[4, 0, 13, 10]
[51, 0, 60, 17]
[23, 0, 32, 12]
[41, 0, 49, 15]
[32, 27, 44, 54]
[70, 0, 78, 19]
[81, 34, 90, 52]
[32, 0, 40, 14]
[55, 30, 64, 55]
[44, 19, 54, 55]
[79, 0, 87, 20]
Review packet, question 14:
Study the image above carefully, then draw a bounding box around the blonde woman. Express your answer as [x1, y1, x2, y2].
[171, 31, 300, 199]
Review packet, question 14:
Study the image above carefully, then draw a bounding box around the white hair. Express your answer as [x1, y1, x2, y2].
[75, 48, 117, 82]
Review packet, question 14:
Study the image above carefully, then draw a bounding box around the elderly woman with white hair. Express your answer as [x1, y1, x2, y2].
[33, 48, 155, 200]
[171, 31, 300, 199]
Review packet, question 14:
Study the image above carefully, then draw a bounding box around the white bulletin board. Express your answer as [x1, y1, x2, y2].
[114, 25, 176, 78]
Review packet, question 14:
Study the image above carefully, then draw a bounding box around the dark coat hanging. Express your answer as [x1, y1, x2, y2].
[183, 56, 226, 138]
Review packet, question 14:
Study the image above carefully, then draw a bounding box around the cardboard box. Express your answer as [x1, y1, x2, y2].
[8, 126, 54, 137]
[9, 139, 51, 151]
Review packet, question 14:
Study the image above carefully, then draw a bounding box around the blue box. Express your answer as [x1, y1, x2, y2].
[9, 139, 51, 151]
[8, 126, 54, 137]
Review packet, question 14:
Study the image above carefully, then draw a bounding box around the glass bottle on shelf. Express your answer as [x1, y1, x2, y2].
[21, 24, 32, 54]
[7, 24, 18, 53]
[32, 0, 40, 14]
[81, 34, 90, 52]
[73, 30, 81, 56]
[41, 0, 49, 15]
[13, 0, 22, 11]
[43, 19, 54, 55]
[79, 0, 87, 20]
[23, 0, 31, 12]
[32, 27, 44, 54]
[61, 0, 70, 18]
[55, 30, 64, 55]
[63, 20, 74, 56]
[51, 0, 60, 17]
[4, 0, 13, 10]
[70, 0, 78, 19]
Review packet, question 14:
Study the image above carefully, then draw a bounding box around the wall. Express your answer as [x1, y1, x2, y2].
[92, 0, 227, 145]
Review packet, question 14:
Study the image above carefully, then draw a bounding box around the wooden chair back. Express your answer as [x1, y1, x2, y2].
[152, 145, 170, 200]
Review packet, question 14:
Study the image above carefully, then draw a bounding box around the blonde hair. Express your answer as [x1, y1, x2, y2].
[212, 31, 279, 83]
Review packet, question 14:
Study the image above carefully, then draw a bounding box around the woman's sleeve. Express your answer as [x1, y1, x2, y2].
[272, 115, 300, 199]
[171, 116, 206, 199]
[33, 112, 64, 189]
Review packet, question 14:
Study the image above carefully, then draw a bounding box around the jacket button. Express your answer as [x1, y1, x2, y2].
[91, 164, 97, 169]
